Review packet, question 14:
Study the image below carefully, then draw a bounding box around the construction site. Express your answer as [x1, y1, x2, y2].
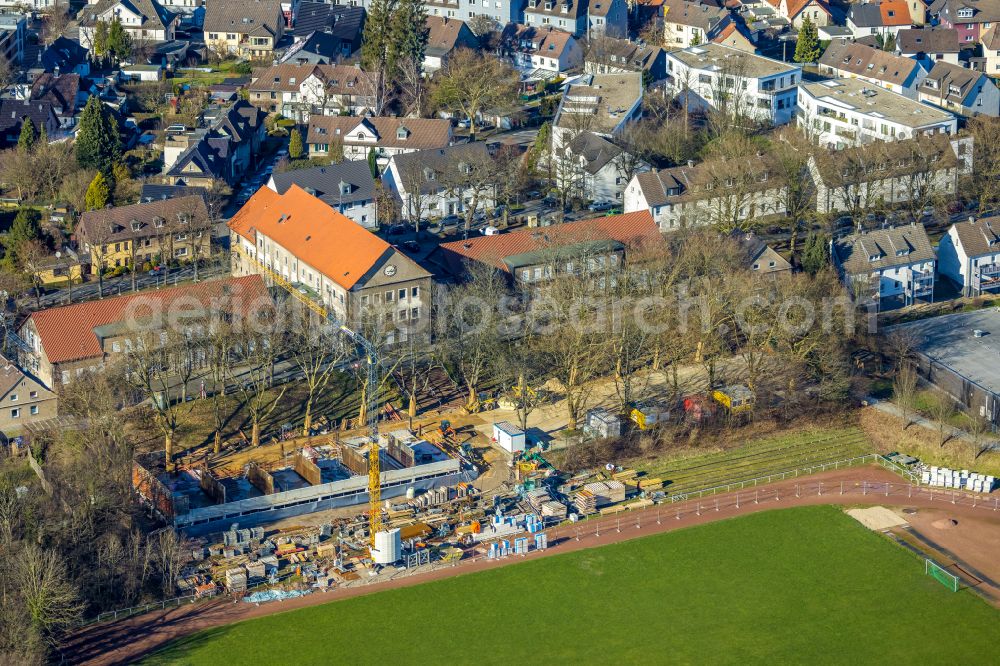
[133, 425, 478, 535]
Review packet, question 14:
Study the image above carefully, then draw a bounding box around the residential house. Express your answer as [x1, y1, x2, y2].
[584, 37, 667, 82]
[938, 216, 1000, 295]
[78, 0, 178, 50]
[203, 0, 284, 59]
[765, 0, 833, 28]
[423, 0, 525, 31]
[523, 0, 588, 37]
[832, 223, 936, 308]
[916, 60, 1000, 115]
[18, 275, 270, 389]
[157, 0, 199, 15]
[0, 99, 58, 148]
[796, 78, 957, 149]
[661, 0, 732, 50]
[980, 24, 1000, 73]
[248, 63, 374, 120]
[499, 24, 583, 79]
[289, 2, 365, 59]
[434, 211, 665, 285]
[38, 36, 90, 76]
[32, 249, 83, 288]
[733, 232, 792, 275]
[931, 0, 1000, 45]
[588, 0, 628, 38]
[383, 143, 496, 221]
[552, 72, 643, 150]
[267, 160, 378, 228]
[896, 27, 960, 69]
[665, 44, 802, 125]
[76, 195, 212, 273]
[711, 22, 758, 52]
[0, 10, 25, 65]
[424, 16, 479, 72]
[306, 115, 452, 164]
[29, 72, 83, 129]
[228, 185, 432, 341]
[563, 131, 648, 202]
[818, 41, 927, 98]
[139, 183, 207, 202]
[0, 356, 57, 432]
[623, 156, 789, 231]
[162, 100, 267, 187]
[846, 0, 912, 39]
[807, 134, 961, 215]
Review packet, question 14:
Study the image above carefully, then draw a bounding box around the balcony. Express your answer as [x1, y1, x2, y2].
[817, 107, 847, 121]
[908, 270, 934, 298]
[974, 263, 1000, 293]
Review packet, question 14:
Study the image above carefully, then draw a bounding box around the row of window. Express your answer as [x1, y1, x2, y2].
[361, 286, 421, 306]
[8, 391, 39, 402]
[9, 406, 39, 419]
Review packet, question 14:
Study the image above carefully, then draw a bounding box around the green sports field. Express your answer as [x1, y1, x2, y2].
[145, 506, 1000, 665]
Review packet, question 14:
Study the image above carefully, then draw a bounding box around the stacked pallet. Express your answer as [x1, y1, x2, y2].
[638, 478, 663, 491]
[575, 489, 597, 515]
[582, 480, 626, 505]
[540, 500, 568, 519]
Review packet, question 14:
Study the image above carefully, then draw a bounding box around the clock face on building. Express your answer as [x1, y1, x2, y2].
[384, 264, 397, 277]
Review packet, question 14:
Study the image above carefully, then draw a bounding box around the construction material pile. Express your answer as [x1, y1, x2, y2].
[921, 466, 995, 493]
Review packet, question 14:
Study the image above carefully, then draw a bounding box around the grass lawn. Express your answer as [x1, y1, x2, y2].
[144, 506, 999, 665]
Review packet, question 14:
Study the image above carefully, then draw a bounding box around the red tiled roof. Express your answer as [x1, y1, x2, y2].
[27, 275, 269, 364]
[880, 0, 912, 25]
[228, 184, 392, 290]
[438, 211, 664, 274]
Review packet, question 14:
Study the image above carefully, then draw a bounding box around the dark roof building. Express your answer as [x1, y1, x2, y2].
[267, 160, 376, 210]
[0, 99, 59, 147]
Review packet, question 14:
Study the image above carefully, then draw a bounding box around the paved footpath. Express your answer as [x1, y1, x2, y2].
[64, 466, 1000, 665]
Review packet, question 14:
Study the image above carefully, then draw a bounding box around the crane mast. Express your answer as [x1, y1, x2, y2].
[232, 244, 384, 549]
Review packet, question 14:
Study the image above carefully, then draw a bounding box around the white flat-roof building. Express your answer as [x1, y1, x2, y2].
[493, 421, 526, 454]
[796, 78, 957, 149]
[665, 44, 802, 126]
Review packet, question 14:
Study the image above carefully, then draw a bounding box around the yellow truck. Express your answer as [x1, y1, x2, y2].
[711, 385, 755, 413]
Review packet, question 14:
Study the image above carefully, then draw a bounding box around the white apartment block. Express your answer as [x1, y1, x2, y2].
[665, 44, 802, 126]
[938, 216, 1000, 296]
[797, 78, 957, 149]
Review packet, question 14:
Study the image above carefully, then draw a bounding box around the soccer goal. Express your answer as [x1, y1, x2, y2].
[925, 559, 960, 592]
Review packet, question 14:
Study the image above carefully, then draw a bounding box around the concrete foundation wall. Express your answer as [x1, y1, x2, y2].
[293, 453, 322, 486]
[247, 462, 275, 495]
[175, 458, 467, 535]
[199, 469, 227, 504]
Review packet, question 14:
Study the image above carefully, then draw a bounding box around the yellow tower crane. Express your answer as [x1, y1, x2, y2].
[232, 244, 384, 548]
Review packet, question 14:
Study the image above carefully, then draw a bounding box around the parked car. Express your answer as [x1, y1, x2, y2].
[588, 201, 614, 212]
[439, 215, 461, 228]
[921, 206, 936, 218]
[402, 240, 420, 252]
[387, 224, 408, 236]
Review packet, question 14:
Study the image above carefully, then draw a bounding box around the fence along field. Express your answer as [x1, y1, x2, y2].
[640, 428, 872, 496]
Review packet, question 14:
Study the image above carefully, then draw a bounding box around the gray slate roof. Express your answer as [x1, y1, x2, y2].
[269, 160, 375, 206]
[568, 131, 623, 174]
[951, 216, 1000, 257]
[896, 27, 960, 54]
[834, 223, 936, 275]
